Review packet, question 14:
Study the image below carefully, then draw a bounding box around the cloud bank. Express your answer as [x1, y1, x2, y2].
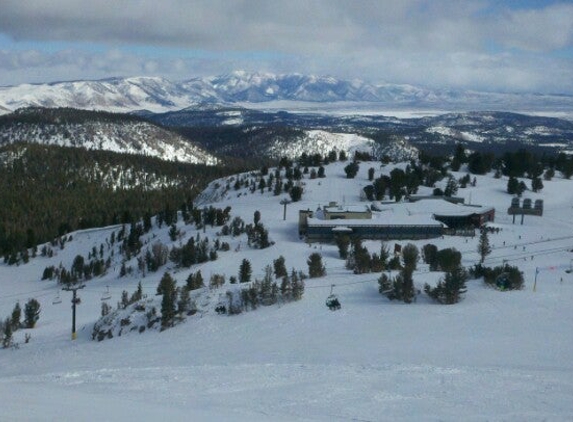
[0, 0, 572, 94]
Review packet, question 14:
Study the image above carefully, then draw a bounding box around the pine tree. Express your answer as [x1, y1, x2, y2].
[400, 244, 419, 303]
[478, 228, 491, 264]
[130, 281, 143, 303]
[368, 167, 375, 181]
[379, 243, 390, 270]
[260, 265, 275, 306]
[24, 298, 41, 329]
[280, 276, 293, 302]
[186, 270, 204, 290]
[239, 259, 252, 283]
[289, 185, 303, 202]
[2, 319, 13, 348]
[159, 273, 177, 329]
[11, 302, 21, 331]
[168, 224, 179, 241]
[273, 255, 287, 279]
[531, 177, 543, 192]
[336, 235, 351, 259]
[344, 162, 359, 178]
[178, 286, 191, 315]
[307, 253, 326, 278]
[422, 244, 439, 271]
[291, 269, 305, 301]
[507, 176, 519, 194]
[424, 266, 468, 304]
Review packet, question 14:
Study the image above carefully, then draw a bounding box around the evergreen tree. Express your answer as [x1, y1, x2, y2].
[344, 162, 359, 179]
[379, 243, 390, 270]
[239, 259, 252, 283]
[11, 302, 21, 331]
[130, 281, 143, 303]
[517, 181, 527, 196]
[436, 247, 462, 272]
[157, 271, 176, 296]
[23, 298, 41, 329]
[307, 253, 326, 278]
[273, 255, 287, 279]
[531, 177, 543, 192]
[168, 224, 179, 241]
[186, 270, 204, 291]
[451, 143, 466, 171]
[368, 167, 375, 181]
[178, 286, 191, 315]
[280, 276, 293, 302]
[2, 319, 13, 348]
[289, 185, 303, 202]
[260, 265, 276, 306]
[444, 176, 458, 197]
[291, 269, 305, 300]
[400, 243, 419, 303]
[424, 266, 468, 304]
[159, 273, 177, 329]
[335, 235, 351, 259]
[507, 176, 519, 195]
[477, 228, 491, 264]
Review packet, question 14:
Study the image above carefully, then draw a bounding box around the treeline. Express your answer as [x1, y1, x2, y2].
[0, 106, 147, 126]
[0, 143, 243, 259]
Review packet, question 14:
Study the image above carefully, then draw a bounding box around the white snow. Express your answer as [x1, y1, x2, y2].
[1, 161, 573, 420]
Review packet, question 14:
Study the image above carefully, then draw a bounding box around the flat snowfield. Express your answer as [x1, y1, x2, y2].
[1, 161, 572, 421]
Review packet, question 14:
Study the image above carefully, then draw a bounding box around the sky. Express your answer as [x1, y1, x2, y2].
[0, 0, 572, 94]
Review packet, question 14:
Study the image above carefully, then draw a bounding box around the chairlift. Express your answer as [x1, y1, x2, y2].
[325, 284, 341, 311]
[565, 260, 573, 274]
[52, 292, 62, 305]
[101, 286, 111, 301]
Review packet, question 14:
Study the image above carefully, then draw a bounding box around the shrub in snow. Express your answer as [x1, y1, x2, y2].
[424, 266, 468, 304]
[471, 264, 524, 291]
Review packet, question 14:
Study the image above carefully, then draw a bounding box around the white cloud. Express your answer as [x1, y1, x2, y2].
[0, 1, 571, 93]
[492, 3, 573, 52]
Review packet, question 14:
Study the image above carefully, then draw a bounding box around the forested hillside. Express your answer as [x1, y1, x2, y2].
[0, 143, 242, 261]
[0, 107, 218, 165]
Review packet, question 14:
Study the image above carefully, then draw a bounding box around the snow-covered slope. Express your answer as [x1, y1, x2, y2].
[1, 161, 573, 420]
[265, 130, 418, 162]
[0, 108, 218, 165]
[1, 71, 572, 114]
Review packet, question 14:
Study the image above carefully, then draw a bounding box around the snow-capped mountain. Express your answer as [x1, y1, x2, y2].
[1, 71, 572, 114]
[0, 107, 218, 165]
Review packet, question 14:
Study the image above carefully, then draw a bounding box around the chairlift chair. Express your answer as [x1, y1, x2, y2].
[325, 284, 341, 311]
[101, 286, 111, 301]
[52, 293, 62, 305]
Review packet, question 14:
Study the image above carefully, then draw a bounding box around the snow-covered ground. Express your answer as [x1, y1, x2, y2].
[1, 161, 573, 421]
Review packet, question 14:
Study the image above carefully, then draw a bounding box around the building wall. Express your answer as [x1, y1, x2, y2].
[305, 224, 443, 242]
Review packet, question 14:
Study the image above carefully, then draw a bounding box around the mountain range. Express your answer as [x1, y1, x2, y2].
[1, 71, 572, 114]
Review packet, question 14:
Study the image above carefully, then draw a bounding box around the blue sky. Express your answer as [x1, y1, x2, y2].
[0, 0, 572, 94]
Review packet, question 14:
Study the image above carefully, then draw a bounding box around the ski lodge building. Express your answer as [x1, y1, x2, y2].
[298, 199, 495, 242]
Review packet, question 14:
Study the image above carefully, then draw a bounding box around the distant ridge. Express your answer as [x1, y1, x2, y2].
[1, 71, 572, 115]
